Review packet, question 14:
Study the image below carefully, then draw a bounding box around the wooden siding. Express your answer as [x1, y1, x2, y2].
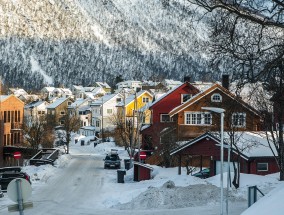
[141, 83, 200, 149]
[176, 88, 261, 140]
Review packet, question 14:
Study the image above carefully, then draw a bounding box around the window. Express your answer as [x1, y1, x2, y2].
[60, 111, 65, 115]
[257, 163, 268, 171]
[142, 97, 149, 103]
[107, 109, 113, 114]
[60, 120, 65, 125]
[185, 112, 212, 125]
[160, 114, 171, 122]
[68, 101, 72, 105]
[116, 98, 122, 103]
[15, 111, 18, 122]
[232, 113, 246, 127]
[211, 93, 222, 102]
[181, 94, 192, 104]
[4, 111, 7, 123]
[18, 110, 20, 122]
[96, 120, 100, 128]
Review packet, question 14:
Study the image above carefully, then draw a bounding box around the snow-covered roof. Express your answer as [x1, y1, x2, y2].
[171, 132, 277, 158]
[91, 94, 119, 106]
[47, 98, 69, 109]
[192, 81, 214, 91]
[42, 87, 55, 92]
[224, 132, 277, 158]
[163, 79, 183, 86]
[25, 100, 46, 109]
[96, 82, 111, 89]
[73, 85, 84, 91]
[9, 88, 28, 96]
[68, 99, 86, 108]
[149, 83, 183, 108]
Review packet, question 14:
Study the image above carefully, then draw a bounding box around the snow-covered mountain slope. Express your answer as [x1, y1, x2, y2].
[0, 0, 211, 90]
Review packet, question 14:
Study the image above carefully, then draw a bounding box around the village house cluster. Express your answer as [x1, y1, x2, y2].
[0, 76, 280, 177]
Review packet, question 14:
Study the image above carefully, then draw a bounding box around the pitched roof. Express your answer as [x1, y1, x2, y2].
[42, 87, 55, 92]
[170, 132, 276, 159]
[96, 82, 111, 89]
[68, 99, 86, 108]
[117, 90, 153, 106]
[90, 94, 119, 106]
[169, 83, 260, 117]
[47, 98, 69, 109]
[25, 100, 46, 109]
[149, 82, 195, 108]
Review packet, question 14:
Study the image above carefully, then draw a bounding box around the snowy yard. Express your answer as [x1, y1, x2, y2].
[1, 136, 283, 215]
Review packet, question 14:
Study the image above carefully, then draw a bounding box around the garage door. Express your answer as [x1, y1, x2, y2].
[216, 161, 239, 175]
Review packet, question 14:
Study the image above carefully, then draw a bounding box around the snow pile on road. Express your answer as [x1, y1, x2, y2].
[114, 181, 225, 210]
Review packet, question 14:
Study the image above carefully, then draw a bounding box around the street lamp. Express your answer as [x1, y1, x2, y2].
[202, 107, 225, 215]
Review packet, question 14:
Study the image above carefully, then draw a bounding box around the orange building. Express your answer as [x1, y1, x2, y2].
[0, 95, 24, 166]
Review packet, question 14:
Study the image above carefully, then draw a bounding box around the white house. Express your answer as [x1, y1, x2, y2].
[116, 80, 142, 93]
[68, 98, 92, 127]
[51, 88, 73, 99]
[9, 88, 28, 97]
[162, 79, 183, 90]
[41, 87, 55, 100]
[24, 100, 49, 123]
[90, 93, 123, 134]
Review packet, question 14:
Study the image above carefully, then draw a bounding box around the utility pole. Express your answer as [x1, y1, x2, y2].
[101, 96, 104, 141]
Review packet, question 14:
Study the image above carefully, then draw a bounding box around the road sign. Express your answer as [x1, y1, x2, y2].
[13, 151, 21, 160]
[7, 178, 32, 203]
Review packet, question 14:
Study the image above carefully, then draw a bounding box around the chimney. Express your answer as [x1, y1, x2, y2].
[184, 76, 191, 83]
[222, 74, 229, 90]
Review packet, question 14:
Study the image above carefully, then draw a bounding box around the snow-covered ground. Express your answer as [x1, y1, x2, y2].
[1, 135, 283, 214]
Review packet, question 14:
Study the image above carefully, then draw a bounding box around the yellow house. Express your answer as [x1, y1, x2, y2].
[117, 90, 153, 124]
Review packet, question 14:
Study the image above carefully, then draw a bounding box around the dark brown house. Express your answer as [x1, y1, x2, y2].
[169, 83, 261, 141]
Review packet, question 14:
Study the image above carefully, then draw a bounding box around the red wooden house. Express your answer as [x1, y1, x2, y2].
[140, 82, 200, 153]
[170, 132, 279, 176]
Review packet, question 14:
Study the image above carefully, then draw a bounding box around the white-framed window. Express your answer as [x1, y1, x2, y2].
[181, 94, 192, 104]
[95, 120, 100, 128]
[107, 109, 113, 114]
[185, 112, 212, 125]
[257, 163, 268, 171]
[232, 113, 246, 127]
[116, 98, 122, 103]
[67, 101, 72, 105]
[142, 97, 149, 103]
[211, 93, 222, 102]
[160, 114, 171, 122]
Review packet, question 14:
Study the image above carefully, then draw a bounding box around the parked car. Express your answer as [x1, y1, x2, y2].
[192, 168, 210, 179]
[104, 150, 121, 169]
[0, 167, 31, 192]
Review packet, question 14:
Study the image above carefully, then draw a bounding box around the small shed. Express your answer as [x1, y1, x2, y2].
[133, 162, 153, 182]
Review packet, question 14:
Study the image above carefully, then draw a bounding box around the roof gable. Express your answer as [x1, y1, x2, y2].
[169, 83, 260, 117]
[149, 82, 199, 108]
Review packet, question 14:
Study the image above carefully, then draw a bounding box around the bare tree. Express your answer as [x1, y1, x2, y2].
[188, 0, 284, 180]
[23, 115, 54, 153]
